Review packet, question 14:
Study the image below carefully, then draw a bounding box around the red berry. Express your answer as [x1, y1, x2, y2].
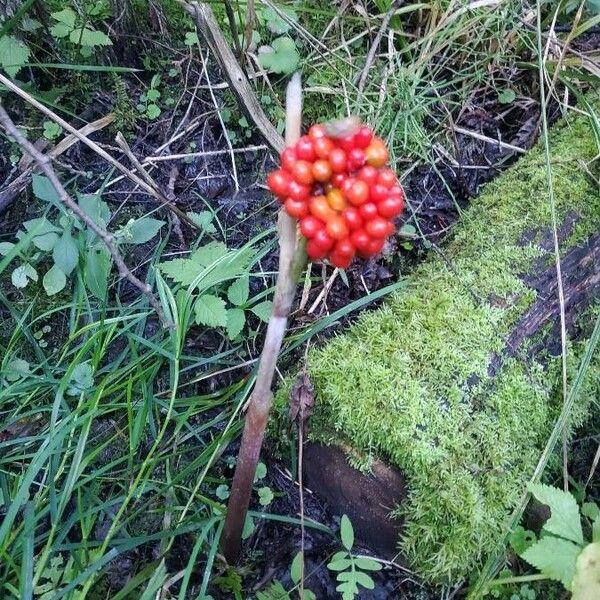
[370, 183, 389, 203]
[353, 126, 373, 149]
[388, 185, 405, 200]
[288, 180, 310, 201]
[300, 215, 323, 238]
[329, 148, 347, 173]
[284, 198, 309, 219]
[314, 137, 334, 159]
[357, 165, 378, 187]
[335, 238, 355, 257]
[336, 137, 355, 153]
[342, 206, 362, 230]
[366, 217, 390, 238]
[348, 148, 366, 170]
[332, 173, 346, 188]
[350, 228, 371, 252]
[309, 195, 336, 222]
[296, 136, 316, 161]
[378, 168, 397, 188]
[267, 169, 291, 197]
[329, 250, 353, 269]
[308, 124, 326, 140]
[365, 237, 385, 255]
[292, 160, 314, 185]
[365, 139, 388, 167]
[307, 239, 328, 260]
[345, 180, 369, 206]
[359, 202, 378, 220]
[281, 147, 297, 172]
[313, 228, 335, 251]
[312, 159, 332, 183]
[326, 216, 350, 240]
[326, 188, 346, 211]
[378, 196, 404, 218]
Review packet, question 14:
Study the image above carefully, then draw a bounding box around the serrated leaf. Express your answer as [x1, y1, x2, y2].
[186, 211, 216, 233]
[521, 536, 580, 589]
[250, 300, 272, 323]
[11, 263, 37, 288]
[255, 581, 289, 600]
[51, 8, 76, 27]
[258, 486, 274, 506]
[52, 231, 78, 275]
[258, 36, 300, 75]
[227, 276, 249, 306]
[146, 104, 161, 120]
[509, 525, 537, 555]
[32, 174, 59, 204]
[126, 217, 165, 244]
[582, 503, 600, 520]
[0, 35, 31, 77]
[226, 308, 245, 339]
[43, 264, 66, 295]
[529, 483, 584, 544]
[340, 514, 354, 551]
[50, 22, 71, 38]
[70, 27, 112, 47]
[85, 245, 111, 301]
[193, 242, 229, 267]
[194, 294, 227, 327]
[254, 462, 267, 481]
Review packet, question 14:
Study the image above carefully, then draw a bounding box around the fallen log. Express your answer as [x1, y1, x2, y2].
[275, 102, 600, 583]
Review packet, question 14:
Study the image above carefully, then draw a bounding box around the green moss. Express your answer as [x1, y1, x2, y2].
[274, 100, 600, 582]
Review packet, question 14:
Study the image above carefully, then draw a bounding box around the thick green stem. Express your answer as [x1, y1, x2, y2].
[221, 73, 306, 562]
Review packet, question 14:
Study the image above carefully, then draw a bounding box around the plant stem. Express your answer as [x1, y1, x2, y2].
[221, 73, 306, 562]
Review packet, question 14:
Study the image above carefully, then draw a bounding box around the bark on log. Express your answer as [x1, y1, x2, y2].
[278, 103, 600, 582]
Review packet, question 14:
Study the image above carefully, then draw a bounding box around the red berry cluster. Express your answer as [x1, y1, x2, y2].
[267, 122, 405, 268]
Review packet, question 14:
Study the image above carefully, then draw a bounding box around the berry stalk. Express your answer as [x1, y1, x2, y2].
[221, 73, 306, 562]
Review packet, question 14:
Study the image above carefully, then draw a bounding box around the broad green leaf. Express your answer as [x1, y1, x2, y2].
[254, 462, 267, 481]
[85, 245, 111, 300]
[261, 6, 298, 34]
[340, 514, 354, 551]
[52, 231, 78, 275]
[49, 22, 71, 38]
[125, 217, 165, 245]
[32, 174, 59, 204]
[0, 242, 15, 255]
[353, 557, 382, 571]
[23, 218, 60, 250]
[327, 556, 352, 571]
[51, 8, 76, 27]
[194, 294, 227, 327]
[529, 483, 584, 544]
[11, 263, 37, 288]
[70, 27, 112, 47]
[250, 300, 272, 323]
[186, 210, 216, 233]
[146, 104, 161, 120]
[184, 31, 199, 46]
[258, 36, 300, 74]
[521, 536, 580, 589]
[78, 193, 110, 229]
[337, 570, 375, 589]
[215, 484, 229, 500]
[582, 503, 600, 520]
[226, 308, 245, 339]
[193, 242, 229, 267]
[257, 486, 274, 506]
[67, 362, 94, 395]
[572, 543, 600, 600]
[227, 276, 249, 306]
[509, 526, 537, 555]
[241, 515, 254, 540]
[5, 358, 30, 382]
[43, 264, 66, 295]
[498, 88, 516, 104]
[290, 551, 303, 584]
[0, 35, 31, 77]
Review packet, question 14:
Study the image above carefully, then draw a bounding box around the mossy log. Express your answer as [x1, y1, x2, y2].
[275, 104, 600, 583]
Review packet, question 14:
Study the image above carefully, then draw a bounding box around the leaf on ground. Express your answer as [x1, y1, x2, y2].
[340, 515, 354, 551]
[194, 294, 227, 327]
[226, 308, 245, 340]
[227, 276, 249, 306]
[521, 536, 581, 589]
[52, 231, 79, 275]
[572, 543, 600, 600]
[528, 483, 584, 544]
[32, 174, 60, 204]
[70, 27, 112, 47]
[0, 35, 31, 77]
[186, 211, 216, 233]
[250, 300, 272, 323]
[43, 264, 67, 296]
[51, 8, 76, 27]
[289, 371, 314, 424]
[85, 245, 111, 301]
[11, 263, 37, 288]
[258, 36, 300, 74]
[125, 217, 165, 245]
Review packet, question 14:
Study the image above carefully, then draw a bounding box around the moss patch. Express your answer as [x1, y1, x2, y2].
[275, 101, 600, 582]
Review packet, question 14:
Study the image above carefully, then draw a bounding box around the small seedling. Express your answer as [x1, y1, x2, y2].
[137, 74, 162, 120]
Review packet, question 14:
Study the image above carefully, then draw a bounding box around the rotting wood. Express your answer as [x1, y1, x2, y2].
[178, 0, 285, 154]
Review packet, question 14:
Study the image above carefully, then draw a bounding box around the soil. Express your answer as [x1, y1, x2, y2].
[0, 55, 578, 599]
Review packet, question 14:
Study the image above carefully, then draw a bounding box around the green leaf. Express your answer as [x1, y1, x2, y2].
[582, 503, 600, 520]
[70, 27, 112, 47]
[353, 557, 382, 571]
[227, 276, 249, 306]
[193, 242, 229, 267]
[194, 294, 227, 327]
[572, 542, 600, 600]
[184, 31, 199, 46]
[51, 8, 76, 27]
[186, 210, 216, 233]
[0, 35, 31, 77]
[43, 264, 67, 295]
[242, 515, 254, 540]
[509, 526, 537, 555]
[521, 536, 581, 589]
[215, 484, 230, 500]
[254, 462, 267, 481]
[32, 175, 60, 205]
[340, 514, 354, 551]
[593, 515, 600, 543]
[258, 486, 274, 506]
[226, 308, 245, 340]
[498, 88, 516, 104]
[79, 193, 110, 229]
[126, 217, 165, 245]
[50, 22, 71, 38]
[261, 6, 298, 34]
[528, 483, 584, 544]
[67, 362, 94, 395]
[146, 104, 161, 120]
[255, 581, 289, 600]
[290, 551, 303, 584]
[327, 556, 353, 571]
[85, 245, 111, 300]
[258, 36, 300, 75]
[43, 121, 62, 140]
[11, 263, 37, 288]
[0, 241, 15, 256]
[250, 300, 272, 323]
[52, 231, 79, 275]
[5, 358, 30, 382]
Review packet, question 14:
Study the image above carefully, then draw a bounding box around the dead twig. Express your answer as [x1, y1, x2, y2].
[178, 0, 285, 154]
[0, 104, 174, 330]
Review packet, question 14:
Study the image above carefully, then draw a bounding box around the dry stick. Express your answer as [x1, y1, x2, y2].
[356, 0, 403, 98]
[179, 0, 285, 154]
[0, 105, 174, 330]
[0, 72, 198, 230]
[221, 73, 306, 562]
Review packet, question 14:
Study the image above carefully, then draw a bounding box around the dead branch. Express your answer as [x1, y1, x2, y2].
[0, 104, 174, 330]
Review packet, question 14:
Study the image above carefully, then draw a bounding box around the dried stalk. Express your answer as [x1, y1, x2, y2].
[0, 105, 174, 330]
[221, 73, 306, 562]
